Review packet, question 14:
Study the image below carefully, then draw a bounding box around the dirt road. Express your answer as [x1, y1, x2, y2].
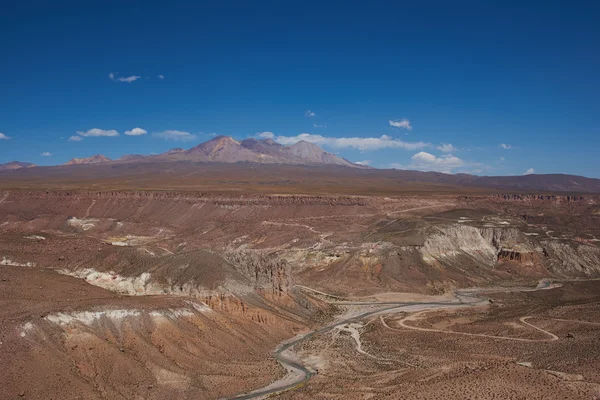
[228, 281, 557, 399]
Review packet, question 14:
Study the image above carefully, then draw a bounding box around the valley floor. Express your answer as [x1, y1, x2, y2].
[278, 281, 600, 400]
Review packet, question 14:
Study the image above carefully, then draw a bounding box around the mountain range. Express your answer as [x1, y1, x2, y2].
[64, 154, 111, 165]
[63, 135, 364, 168]
[1, 136, 600, 193]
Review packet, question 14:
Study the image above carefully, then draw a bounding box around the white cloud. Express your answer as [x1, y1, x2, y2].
[391, 151, 465, 173]
[272, 133, 429, 151]
[436, 143, 457, 153]
[76, 128, 119, 137]
[313, 123, 327, 128]
[524, 168, 535, 175]
[500, 143, 512, 149]
[389, 119, 412, 130]
[158, 74, 165, 80]
[412, 151, 464, 167]
[258, 131, 275, 139]
[304, 110, 316, 117]
[109, 72, 141, 83]
[355, 160, 371, 166]
[41, 152, 52, 156]
[153, 130, 197, 141]
[68, 136, 83, 142]
[500, 157, 505, 161]
[0, 133, 10, 140]
[124, 127, 148, 136]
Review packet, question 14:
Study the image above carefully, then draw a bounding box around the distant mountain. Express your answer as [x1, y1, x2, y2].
[37, 136, 600, 193]
[287, 141, 357, 168]
[186, 135, 260, 162]
[119, 154, 146, 161]
[240, 138, 285, 156]
[149, 135, 365, 168]
[0, 161, 35, 171]
[64, 154, 111, 165]
[57, 136, 368, 168]
[163, 148, 185, 155]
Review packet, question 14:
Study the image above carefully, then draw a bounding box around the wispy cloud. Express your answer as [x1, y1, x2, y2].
[157, 74, 165, 80]
[355, 160, 371, 166]
[40, 152, 52, 156]
[153, 130, 197, 141]
[500, 143, 512, 149]
[436, 143, 457, 153]
[272, 133, 429, 151]
[109, 72, 141, 83]
[76, 128, 119, 137]
[68, 135, 83, 142]
[523, 167, 535, 175]
[124, 127, 148, 136]
[0, 133, 10, 140]
[389, 118, 412, 130]
[500, 157, 505, 161]
[392, 151, 465, 173]
[313, 123, 327, 128]
[258, 132, 275, 139]
[304, 110, 316, 117]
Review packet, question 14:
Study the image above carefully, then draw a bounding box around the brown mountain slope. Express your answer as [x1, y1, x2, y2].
[287, 140, 357, 168]
[142, 136, 366, 167]
[0, 161, 35, 171]
[185, 135, 261, 162]
[64, 154, 111, 165]
[54, 136, 367, 168]
[118, 154, 146, 161]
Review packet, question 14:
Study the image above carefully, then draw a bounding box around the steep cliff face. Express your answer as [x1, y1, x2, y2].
[543, 241, 600, 275]
[421, 225, 539, 267]
[224, 250, 293, 296]
[420, 224, 600, 276]
[421, 225, 498, 266]
[2, 190, 599, 299]
[490, 194, 588, 202]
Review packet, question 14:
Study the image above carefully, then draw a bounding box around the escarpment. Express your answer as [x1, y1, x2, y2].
[418, 224, 600, 276]
[1, 190, 599, 300]
[224, 250, 293, 295]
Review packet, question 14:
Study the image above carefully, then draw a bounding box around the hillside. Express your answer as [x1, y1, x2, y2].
[64, 154, 111, 165]
[0, 161, 35, 171]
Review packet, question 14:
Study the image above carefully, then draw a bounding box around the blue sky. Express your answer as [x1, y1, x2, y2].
[1, 1, 599, 176]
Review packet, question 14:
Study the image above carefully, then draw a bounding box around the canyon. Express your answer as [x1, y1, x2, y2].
[0, 183, 599, 399]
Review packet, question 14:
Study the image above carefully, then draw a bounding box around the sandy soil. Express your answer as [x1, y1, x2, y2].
[277, 281, 600, 399]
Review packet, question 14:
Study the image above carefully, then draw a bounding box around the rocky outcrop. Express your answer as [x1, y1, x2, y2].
[224, 250, 293, 295]
[542, 241, 600, 275]
[422, 225, 540, 267]
[497, 248, 541, 264]
[420, 223, 600, 277]
[0, 190, 369, 206]
[491, 194, 587, 202]
[421, 225, 498, 266]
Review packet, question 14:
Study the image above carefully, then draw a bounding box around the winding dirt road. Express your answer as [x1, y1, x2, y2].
[388, 312, 559, 342]
[228, 281, 558, 399]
